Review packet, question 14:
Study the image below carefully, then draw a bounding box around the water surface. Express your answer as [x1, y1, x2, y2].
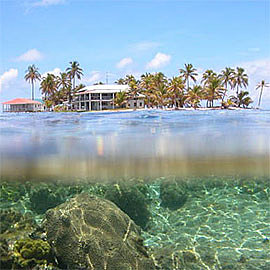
[1, 109, 269, 179]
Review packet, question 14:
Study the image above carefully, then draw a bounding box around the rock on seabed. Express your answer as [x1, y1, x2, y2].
[43, 193, 155, 270]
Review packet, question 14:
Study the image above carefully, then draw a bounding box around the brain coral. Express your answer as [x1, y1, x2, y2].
[43, 193, 155, 270]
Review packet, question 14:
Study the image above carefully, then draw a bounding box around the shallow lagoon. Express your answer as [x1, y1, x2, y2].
[0, 110, 269, 269]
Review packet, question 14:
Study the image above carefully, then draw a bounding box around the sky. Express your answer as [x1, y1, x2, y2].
[0, 0, 270, 108]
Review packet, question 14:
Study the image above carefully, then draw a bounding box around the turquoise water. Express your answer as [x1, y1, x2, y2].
[0, 110, 269, 269]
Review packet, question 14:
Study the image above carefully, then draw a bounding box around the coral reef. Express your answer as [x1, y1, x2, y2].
[0, 209, 23, 234]
[13, 238, 52, 269]
[105, 182, 151, 229]
[0, 177, 269, 270]
[0, 181, 27, 203]
[43, 193, 155, 270]
[29, 184, 66, 214]
[160, 179, 187, 210]
[0, 237, 13, 269]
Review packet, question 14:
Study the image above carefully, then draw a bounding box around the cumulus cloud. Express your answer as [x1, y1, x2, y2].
[33, 0, 65, 7]
[0, 69, 18, 93]
[16, 49, 43, 62]
[116, 57, 133, 69]
[146, 52, 171, 69]
[83, 71, 102, 84]
[42, 68, 61, 77]
[131, 41, 160, 52]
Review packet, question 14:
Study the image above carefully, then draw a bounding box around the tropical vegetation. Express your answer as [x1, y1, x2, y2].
[25, 62, 84, 110]
[114, 65, 253, 109]
[24, 62, 268, 111]
[24, 65, 41, 100]
[256, 80, 270, 108]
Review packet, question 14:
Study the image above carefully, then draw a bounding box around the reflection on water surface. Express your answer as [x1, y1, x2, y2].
[0, 110, 269, 179]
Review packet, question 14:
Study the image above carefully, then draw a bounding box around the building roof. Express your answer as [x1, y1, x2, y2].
[2, 98, 42, 105]
[77, 84, 130, 94]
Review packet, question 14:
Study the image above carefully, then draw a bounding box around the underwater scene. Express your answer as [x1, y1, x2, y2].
[0, 110, 270, 270]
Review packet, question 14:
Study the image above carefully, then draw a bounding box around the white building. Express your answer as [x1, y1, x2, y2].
[73, 84, 144, 111]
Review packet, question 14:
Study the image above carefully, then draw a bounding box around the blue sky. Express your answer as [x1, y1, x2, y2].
[1, 0, 270, 107]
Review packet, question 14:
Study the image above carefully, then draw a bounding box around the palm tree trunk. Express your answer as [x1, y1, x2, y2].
[222, 83, 227, 102]
[258, 86, 264, 108]
[32, 81, 34, 100]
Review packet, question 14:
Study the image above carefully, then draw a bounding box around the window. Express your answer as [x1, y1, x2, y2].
[140, 102, 142, 107]
[134, 102, 137, 107]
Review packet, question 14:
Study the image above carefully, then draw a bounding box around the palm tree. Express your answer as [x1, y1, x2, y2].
[40, 73, 57, 100]
[230, 91, 253, 108]
[115, 78, 126, 85]
[75, 83, 86, 92]
[66, 61, 83, 91]
[256, 80, 270, 108]
[125, 74, 138, 85]
[232, 67, 248, 95]
[204, 77, 225, 107]
[151, 73, 168, 108]
[116, 74, 138, 86]
[186, 85, 204, 109]
[24, 65, 41, 100]
[179, 64, 198, 90]
[114, 91, 128, 108]
[154, 84, 168, 108]
[167, 76, 186, 108]
[57, 72, 72, 103]
[242, 96, 253, 108]
[140, 73, 154, 107]
[93, 82, 104, 85]
[219, 67, 235, 101]
[201, 69, 217, 86]
[128, 80, 140, 101]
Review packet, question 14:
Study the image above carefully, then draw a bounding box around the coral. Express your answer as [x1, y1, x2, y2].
[160, 179, 187, 210]
[29, 184, 66, 214]
[105, 182, 151, 229]
[0, 237, 13, 269]
[0, 181, 26, 203]
[85, 182, 109, 197]
[43, 193, 155, 270]
[13, 238, 52, 269]
[0, 209, 23, 234]
[238, 177, 270, 195]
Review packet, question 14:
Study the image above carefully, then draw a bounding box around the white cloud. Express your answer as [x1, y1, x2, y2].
[240, 58, 270, 78]
[16, 49, 43, 62]
[146, 52, 171, 69]
[83, 71, 102, 84]
[116, 57, 133, 69]
[42, 68, 61, 77]
[33, 0, 65, 7]
[0, 69, 18, 93]
[131, 41, 160, 52]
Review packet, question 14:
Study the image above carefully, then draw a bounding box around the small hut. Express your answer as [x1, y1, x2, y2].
[2, 98, 43, 112]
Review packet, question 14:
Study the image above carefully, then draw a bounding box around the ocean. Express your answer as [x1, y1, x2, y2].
[0, 109, 269, 270]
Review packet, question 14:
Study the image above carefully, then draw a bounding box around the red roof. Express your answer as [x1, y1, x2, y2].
[2, 98, 42, 105]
